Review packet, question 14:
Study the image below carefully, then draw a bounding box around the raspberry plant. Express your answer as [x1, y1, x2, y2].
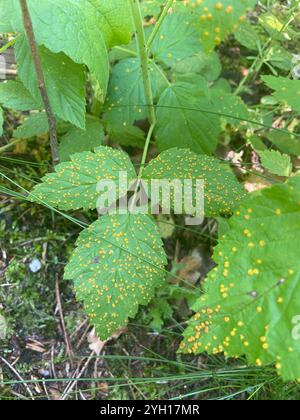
[1, 0, 300, 382]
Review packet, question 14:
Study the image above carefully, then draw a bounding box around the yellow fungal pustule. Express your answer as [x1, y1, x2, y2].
[226, 5, 233, 13]
[215, 2, 223, 11]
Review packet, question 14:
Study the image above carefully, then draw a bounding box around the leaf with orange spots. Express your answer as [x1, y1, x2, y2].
[143, 148, 246, 217]
[181, 0, 257, 52]
[29, 146, 136, 211]
[262, 76, 300, 114]
[180, 174, 300, 381]
[64, 213, 167, 340]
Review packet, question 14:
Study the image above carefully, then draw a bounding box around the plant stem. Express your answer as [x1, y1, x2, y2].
[0, 35, 20, 54]
[19, 0, 59, 166]
[130, 0, 156, 127]
[0, 138, 23, 154]
[146, 0, 174, 50]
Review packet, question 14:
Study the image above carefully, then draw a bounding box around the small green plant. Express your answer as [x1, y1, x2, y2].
[1, 0, 300, 384]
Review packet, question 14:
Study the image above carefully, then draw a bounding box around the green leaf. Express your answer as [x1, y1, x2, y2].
[143, 148, 246, 217]
[235, 22, 259, 51]
[259, 150, 292, 177]
[262, 76, 300, 113]
[5, 0, 109, 101]
[212, 92, 250, 127]
[0, 80, 41, 111]
[64, 213, 167, 339]
[14, 112, 48, 138]
[59, 117, 105, 161]
[29, 146, 136, 211]
[141, 0, 164, 17]
[173, 51, 222, 82]
[180, 175, 300, 381]
[267, 131, 300, 156]
[149, 12, 201, 68]
[0, 107, 3, 136]
[88, 0, 133, 47]
[104, 58, 168, 144]
[182, 0, 257, 52]
[155, 81, 221, 154]
[15, 35, 86, 129]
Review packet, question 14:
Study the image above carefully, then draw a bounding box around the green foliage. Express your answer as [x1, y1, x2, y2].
[64, 213, 167, 339]
[143, 148, 246, 217]
[0, 80, 41, 111]
[0, 107, 3, 136]
[259, 150, 292, 177]
[149, 12, 200, 68]
[181, 0, 258, 52]
[262, 76, 300, 113]
[267, 132, 300, 157]
[29, 146, 136, 211]
[13, 112, 48, 139]
[15, 35, 86, 129]
[155, 80, 220, 154]
[58, 117, 105, 161]
[104, 58, 167, 145]
[180, 175, 300, 381]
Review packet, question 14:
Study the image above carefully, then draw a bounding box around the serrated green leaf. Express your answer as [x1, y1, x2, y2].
[262, 76, 300, 114]
[143, 148, 246, 217]
[155, 81, 221, 154]
[104, 58, 168, 144]
[64, 213, 167, 339]
[59, 117, 105, 161]
[259, 150, 292, 177]
[88, 0, 133, 47]
[149, 12, 201, 68]
[15, 35, 86, 129]
[4, 0, 109, 101]
[212, 92, 250, 127]
[14, 112, 48, 138]
[29, 146, 136, 211]
[182, 0, 257, 52]
[0, 80, 41, 111]
[267, 131, 300, 157]
[180, 175, 300, 381]
[235, 22, 259, 51]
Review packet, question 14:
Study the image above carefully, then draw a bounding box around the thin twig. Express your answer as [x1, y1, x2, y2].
[19, 0, 59, 165]
[0, 355, 35, 400]
[55, 276, 74, 365]
[61, 352, 95, 400]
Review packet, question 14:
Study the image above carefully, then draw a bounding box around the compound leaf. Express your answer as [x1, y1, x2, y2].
[15, 35, 86, 129]
[64, 213, 167, 339]
[180, 175, 300, 381]
[143, 148, 246, 217]
[29, 146, 136, 211]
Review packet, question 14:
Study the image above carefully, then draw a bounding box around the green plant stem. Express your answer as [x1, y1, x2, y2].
[0, 138, 23, 154]
[146, 0, 174, 50]
[0, 36, 20, 54]
[130, 0, 156, 127]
